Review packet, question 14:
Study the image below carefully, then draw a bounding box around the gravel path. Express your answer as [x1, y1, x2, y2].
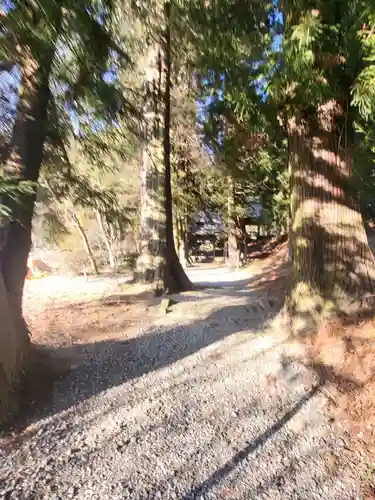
[0, 267, 358, 499]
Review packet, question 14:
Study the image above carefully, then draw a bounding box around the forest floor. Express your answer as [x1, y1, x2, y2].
[0, 246, 372, 499]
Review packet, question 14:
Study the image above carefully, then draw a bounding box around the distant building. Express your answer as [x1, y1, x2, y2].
[189, 210, 226, 239]
[244, 201, 262, 219]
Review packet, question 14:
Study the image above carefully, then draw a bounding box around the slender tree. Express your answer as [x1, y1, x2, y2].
[96, 209, 117, 270]
[162, 1, 192, 293]
[227, 176, 238, 268]
[68, 211, 99, 274]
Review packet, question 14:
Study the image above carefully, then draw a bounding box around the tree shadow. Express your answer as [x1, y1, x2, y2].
[16, 272, 287, 428]
[169, 348, 363, 499]
[296, 319, 375, 419]
[180, 384, 320, 500]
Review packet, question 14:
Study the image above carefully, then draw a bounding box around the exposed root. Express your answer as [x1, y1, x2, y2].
[283, 281, 337, 336]
[284, 277, 375, 336]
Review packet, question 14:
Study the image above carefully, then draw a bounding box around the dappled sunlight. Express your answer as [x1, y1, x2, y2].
[2, 0, 375, 496]
[285, 315, 375, 476]
[14, 254, 292, 427]
[288, 128, 375, 332]
[4, 294, 352, 499]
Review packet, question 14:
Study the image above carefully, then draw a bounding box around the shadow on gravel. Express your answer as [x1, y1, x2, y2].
[180, 384, 320, 500]
[11, 258, 292, 431]
[20, 290, 287, 427]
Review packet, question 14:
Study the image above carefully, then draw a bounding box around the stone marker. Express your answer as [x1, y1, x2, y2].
[161, 297, 177, 313]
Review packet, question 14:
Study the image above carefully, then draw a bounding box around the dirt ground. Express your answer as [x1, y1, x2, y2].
[4, 246, 362, 500]
[5, 244, 375, 497]
[24, 246, 291, 350]
[24, 275, 158, 348]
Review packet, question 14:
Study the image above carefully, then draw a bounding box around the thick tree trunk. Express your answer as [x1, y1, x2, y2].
[162, 2, 192, 294]
[0, 270, 27, 423]
[136, 46, 165, 285]
[227, 176, 237, 268]
[70, 213, 99, 275]
[96, 209, 116, 271]
[136, 141, 165, 283]
[137, 145, 154, 281]
[287, 103, 375, 332]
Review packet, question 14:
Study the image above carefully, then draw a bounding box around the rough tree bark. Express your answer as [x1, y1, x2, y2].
[69, 213, 99, 275]
[162, 1, 192, 293]
[135, 46, 165, 286]
[177, 215, 192, 268]
[287, 101, 375, 332]
[136, 141, 164, 283]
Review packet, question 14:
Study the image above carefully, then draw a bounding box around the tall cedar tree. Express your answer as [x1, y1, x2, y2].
[182, 0, 375, 329]
[280, 2, 375, 330]
[162, 1, 192, 293]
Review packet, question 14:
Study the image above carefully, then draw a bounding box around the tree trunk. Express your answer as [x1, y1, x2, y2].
[287, 104, 375, 332]
[137, 144, 154, 281]
[176, 215, 187, 268]
[162, 1, 192, 294]
[177, 215, 192, 267]
[0, 269, 27, 423]
[95, 209, 116, 271]
[183, 216, 193, 266]
[1, 64, 51, 331]
[135, 135, 165, 283]
[227, 176, 237, 268]
[0, 7, 60, 423]
[174, 211, 180, 258]
[179, 239, 188, 268]
[287, 150, 293, 262]
[70, 213, 99, 275]
[136, 46, 165, 285]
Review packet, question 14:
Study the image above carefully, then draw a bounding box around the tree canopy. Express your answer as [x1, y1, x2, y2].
[2, 0, 375, 423]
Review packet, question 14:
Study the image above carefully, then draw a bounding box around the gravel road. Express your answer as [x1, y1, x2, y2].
[0, 266, 359, 499]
